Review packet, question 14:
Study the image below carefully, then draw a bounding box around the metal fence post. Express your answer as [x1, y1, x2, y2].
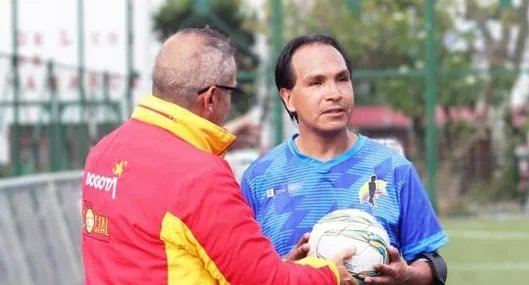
[48, 60, 61, 172]
[11, 0, 22, 176]
[271, 0, 284, 146]
[77, 0, 87, 167]
[126, 0, 135, 115]
[425, 0, 438, 212]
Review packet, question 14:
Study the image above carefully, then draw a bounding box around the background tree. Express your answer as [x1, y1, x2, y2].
[282, 0, 484, 158]
[152, 0, 259, 117]
[459, 0, 529, 202]
[281, 0, 529, 204]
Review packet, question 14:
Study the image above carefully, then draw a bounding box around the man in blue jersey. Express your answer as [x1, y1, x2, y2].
[241, 35, 448, 285]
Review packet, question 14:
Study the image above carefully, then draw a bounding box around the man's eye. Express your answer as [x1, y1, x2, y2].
[310, 81, 322, 86]
[339, 77, 349, 82]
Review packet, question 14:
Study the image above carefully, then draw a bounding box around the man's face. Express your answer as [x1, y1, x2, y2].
[203, 56, 237, 126]
[212, 81, 234, 126]
[281, 44, 354, 134]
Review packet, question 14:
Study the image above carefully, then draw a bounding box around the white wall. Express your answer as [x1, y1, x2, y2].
[0, 0, 162, 163]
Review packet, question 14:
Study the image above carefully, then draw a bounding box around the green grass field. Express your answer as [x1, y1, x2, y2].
[439, 216, 529, 285]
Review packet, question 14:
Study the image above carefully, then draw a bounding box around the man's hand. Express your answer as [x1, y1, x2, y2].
[284, 234, 358, 284]
[364, 246, 413, 285]
[331, 248, 358, 285]
[284, 232, 310, 261]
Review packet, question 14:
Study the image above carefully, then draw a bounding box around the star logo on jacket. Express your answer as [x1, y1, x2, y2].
[358, 175, 387, 207]
[112, 160, 128, 177]
[85, 160, 128, 199]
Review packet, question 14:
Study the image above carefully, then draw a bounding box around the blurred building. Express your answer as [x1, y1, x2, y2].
[0, 0, 275, 171]
[0, 0, 165, 167]
[349, 106, 413, 154]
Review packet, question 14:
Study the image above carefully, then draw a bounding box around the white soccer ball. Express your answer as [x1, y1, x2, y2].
[308, 209, 390, 283]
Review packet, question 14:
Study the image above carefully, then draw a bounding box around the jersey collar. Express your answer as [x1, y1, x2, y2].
[287, 133, 366, 170]
[131, 95, 235, 157]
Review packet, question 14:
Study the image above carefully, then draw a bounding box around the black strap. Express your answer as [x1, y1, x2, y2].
[414, 251, 447, 285]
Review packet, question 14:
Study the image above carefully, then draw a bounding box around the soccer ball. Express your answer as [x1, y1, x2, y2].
[308, 209, 390, 283]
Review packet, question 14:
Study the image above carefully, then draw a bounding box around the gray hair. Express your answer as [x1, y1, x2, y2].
[152, 27, 237, 106]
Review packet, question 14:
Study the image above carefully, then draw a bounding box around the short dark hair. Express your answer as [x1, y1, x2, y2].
[274, 34, 352, 122]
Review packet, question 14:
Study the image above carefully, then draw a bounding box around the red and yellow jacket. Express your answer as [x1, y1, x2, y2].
[81, 95, 340, 284]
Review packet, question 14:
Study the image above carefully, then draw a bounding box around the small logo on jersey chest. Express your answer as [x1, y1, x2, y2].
[359, 175, 387, 207]
[266, 183, 303, 199]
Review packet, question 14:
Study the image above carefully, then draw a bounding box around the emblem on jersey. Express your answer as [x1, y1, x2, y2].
[85, 208, 95, 233]
[358, 175, 387, 207]
[83, 204, 111, 240]
[85, 160, 128, 199]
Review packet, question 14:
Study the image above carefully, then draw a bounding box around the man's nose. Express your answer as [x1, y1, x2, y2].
[325, 82, 343, 101]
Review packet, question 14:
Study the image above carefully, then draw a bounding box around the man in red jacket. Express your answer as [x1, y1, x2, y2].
[81, 27, 356, 285]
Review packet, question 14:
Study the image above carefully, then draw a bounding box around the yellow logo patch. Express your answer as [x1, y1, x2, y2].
[84, 207, 111, 238]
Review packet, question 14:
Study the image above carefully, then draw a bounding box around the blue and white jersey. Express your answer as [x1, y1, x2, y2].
[241, 134, 447, 262]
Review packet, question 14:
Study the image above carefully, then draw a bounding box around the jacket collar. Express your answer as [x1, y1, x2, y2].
[131, 95, 235, 156]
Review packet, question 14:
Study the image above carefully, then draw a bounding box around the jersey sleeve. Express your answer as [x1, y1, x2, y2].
[180, 159, 340, 285]
[240, 171, 258, 218]
[398, 165, 448, 262]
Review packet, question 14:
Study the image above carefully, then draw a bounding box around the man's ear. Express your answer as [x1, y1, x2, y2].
[279, 88, 295, 113]
[199, 86, 218, 116]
